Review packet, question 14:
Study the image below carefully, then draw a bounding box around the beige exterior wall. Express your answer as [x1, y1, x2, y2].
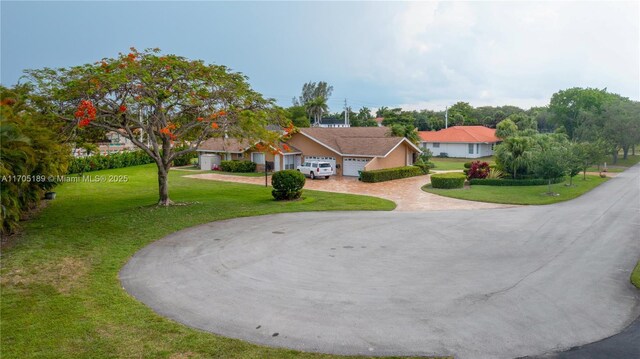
[286, 133, 344, 176]
[364, 142, 413, 171]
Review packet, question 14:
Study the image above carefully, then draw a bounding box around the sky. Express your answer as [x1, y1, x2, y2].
[1, 1, 639, 113]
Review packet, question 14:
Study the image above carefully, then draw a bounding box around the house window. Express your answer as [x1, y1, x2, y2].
[251, 152, 265, 164]
[284, 155, 295, 170]
[476, 144, 480, 153]
[433, 143, 440, 148]
[468, 144, 474, 154]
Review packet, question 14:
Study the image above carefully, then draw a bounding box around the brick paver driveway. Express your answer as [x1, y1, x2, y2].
[184, 171, 512, 211]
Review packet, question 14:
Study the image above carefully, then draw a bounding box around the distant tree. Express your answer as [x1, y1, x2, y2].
[549, 87, 610, 139]
[495, 119, 518, 139]
[601, 98, 640, 162]
[448, 101, 476, 124]
[506, 113, 537, 132]
[389, 123, 420, 145]
[532, 145, 568, 195]
[305, 96, 329, 126]
[427, 116, 445, 131]
[293, 81, 333, 107]
[286, 105, 310, 128]
[376, 106, 389, 118]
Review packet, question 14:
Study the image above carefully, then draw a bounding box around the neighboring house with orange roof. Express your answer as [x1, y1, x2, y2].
[418, 126, 501, 158]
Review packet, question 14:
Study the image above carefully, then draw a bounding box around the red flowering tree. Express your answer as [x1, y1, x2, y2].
[28, 48, 286, 205]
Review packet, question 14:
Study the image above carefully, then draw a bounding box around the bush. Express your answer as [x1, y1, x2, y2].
[271, 170, 305, 200]
[67, 150, 153, 174]
[467, 161, 490, 179]
[172, 147, 197, 166]
[360, 166, 424, 183]
[430, 173, 466, 189]
[463, 162, 472, 169]
[469, 177, 565, 186]
[220, 160, 256, 173]
[413, 160, 431, 174]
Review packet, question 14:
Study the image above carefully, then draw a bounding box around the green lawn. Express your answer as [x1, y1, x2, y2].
[177, 166, 266, 177]
[430, 156, 494, 171]
[1, 165, 454, 359]
[423, 175, 608, 205]
[632, 261, 640, 289]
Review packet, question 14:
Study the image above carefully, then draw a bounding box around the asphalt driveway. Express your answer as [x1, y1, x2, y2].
[122, 165, 640, 359]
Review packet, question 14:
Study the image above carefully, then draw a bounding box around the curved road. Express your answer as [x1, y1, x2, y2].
[121, 165, 640, 359]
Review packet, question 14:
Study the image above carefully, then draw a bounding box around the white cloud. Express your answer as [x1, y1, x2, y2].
[348, 1, 639, 110]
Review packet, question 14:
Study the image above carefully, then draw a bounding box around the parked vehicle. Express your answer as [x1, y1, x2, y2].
[297, 161, 333, 179]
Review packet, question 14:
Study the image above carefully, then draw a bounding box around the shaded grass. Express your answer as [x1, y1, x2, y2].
[632, 261, 640, 289]
[423, 175, 608, 205]
[430, 156, 494, 171]
[1, 164, 454, 359]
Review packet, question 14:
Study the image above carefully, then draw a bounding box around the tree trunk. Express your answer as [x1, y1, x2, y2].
[633, 144, 636, 156]
[157, 166, 172, 206]
[612, 150, 618, 165]
[623, 145, 629, 160]
[548, 179, 552, 194]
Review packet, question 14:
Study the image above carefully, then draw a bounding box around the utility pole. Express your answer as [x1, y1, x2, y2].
[445, 106, 448, 129]
[344, 99, 349, 126]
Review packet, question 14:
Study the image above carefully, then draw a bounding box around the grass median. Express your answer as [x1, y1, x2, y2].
[0, 164, 456, 359]
[423, 175, 608, 205]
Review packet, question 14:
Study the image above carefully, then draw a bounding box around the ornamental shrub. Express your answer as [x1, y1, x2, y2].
[220, 160, 256, 173]
[271, 170, 305, 200]
[413, 159, 431, 174]
[360, 166, 423, 183]
[467, 161, 490, 179]
[430, 173, 466, 189]
[463, 162, 472, 169]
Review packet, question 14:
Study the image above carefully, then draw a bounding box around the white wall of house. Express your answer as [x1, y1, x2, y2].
[421, 142, 495, 158]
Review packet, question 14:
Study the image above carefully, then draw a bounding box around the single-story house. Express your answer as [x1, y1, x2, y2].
[286, 127, 421, 176]
[419, 126, 501, 158]
[196, 137, 303, 172]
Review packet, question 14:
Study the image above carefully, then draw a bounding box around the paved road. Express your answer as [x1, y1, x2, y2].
[121, 165, 640, 359]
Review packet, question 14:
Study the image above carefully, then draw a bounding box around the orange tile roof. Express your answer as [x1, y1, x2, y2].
[419, 126, 500, 143]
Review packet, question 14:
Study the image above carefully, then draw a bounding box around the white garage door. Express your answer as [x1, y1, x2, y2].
[304, 156, 336, 174]
[343, 158, 369, 176]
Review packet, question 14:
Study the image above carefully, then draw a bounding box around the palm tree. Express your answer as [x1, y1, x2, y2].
[305, 96, 328, 126]
[497, 136, 532, 179]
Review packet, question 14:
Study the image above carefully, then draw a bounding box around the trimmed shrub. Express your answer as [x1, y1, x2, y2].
[220, 160, 256, 173]
[271, 170, 305, 200]
[430, 173, 466, 189]
[469, 177, 565, 186]
[67, 150, 153, 174]
[360, 166, 424, 183]
[463, 162, 472, 169]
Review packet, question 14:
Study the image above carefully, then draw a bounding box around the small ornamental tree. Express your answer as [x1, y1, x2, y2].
[532, 146, 568, 195]
[28, 48, 287, 205]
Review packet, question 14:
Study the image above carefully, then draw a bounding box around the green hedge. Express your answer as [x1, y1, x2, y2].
[271, 170, 305, 200]
[67, 151, 153, 174]
[220, 160, 256, 173]
[430, 173, 466, 189]
[172, 147, 198, 166]
[360, 166, 424, 183]
[469, 177, 565, 186]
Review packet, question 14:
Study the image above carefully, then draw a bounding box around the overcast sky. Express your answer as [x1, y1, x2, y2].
[2, 1, 638, 112]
